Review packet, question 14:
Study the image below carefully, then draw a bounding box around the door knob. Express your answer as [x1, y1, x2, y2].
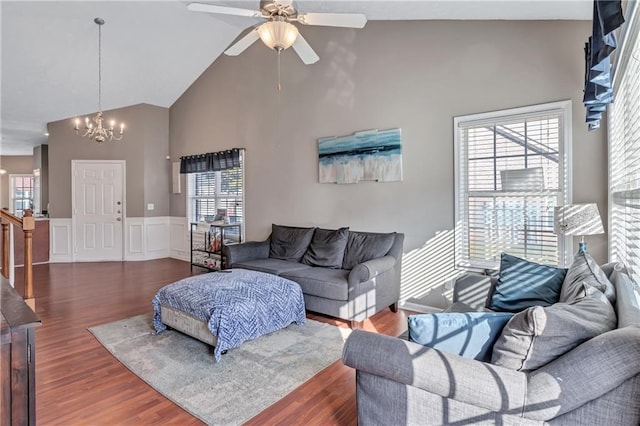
[116, 218, 121, 221]
[117, 201, 121, 205]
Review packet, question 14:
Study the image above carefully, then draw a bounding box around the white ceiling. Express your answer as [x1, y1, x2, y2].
[1, 0, 592, 156]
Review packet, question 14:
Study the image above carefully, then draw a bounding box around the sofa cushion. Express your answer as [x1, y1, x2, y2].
[233, 258, 312, 276]
[491, 286, 617, 371]
[269, 224, 316, 263]
[408, 312, 514, 362]
[342, 231, 396, 270]
[560, 249, 616, 304]
[281, 268, 349, 301]
[489, 253, 566, 312]
[301, 227, 349, 269]
[609, 267, 640, 328]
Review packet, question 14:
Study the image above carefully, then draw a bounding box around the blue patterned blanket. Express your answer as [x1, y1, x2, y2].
[152, 269, 306, 361]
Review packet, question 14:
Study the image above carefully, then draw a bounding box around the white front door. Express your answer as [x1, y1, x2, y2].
[72, 161, 125, 261]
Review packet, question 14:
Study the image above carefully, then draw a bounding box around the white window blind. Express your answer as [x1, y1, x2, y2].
[187, 151, 244, 238]
[455, 102, 571, 270]
[608, 1, 640, 283]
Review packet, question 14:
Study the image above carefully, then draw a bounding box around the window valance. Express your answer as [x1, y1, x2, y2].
[583, 0, 625, 131]
[180, 148, 242, 174]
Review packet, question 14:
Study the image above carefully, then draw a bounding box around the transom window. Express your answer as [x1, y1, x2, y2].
[455, 101, 572, 270]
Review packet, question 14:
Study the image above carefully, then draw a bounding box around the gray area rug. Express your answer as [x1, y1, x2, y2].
[89, 313, 351, 425]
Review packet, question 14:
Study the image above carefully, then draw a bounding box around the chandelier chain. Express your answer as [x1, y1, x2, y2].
[98, 21, 102, 112]
[73, 17, 124, 143]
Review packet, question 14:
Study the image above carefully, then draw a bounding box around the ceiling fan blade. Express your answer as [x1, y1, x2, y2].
[297, 12, 367, 28]
[187, 3, 263, 18]
[224, 29, 260, 56]
[292, 34, 319, 65]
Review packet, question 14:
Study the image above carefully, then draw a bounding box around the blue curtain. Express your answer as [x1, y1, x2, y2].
[180, 148, 241, 174]
[583, 0, 625, 131]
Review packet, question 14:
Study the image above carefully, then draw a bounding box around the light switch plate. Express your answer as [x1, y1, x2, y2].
[147, 203, 154, 211]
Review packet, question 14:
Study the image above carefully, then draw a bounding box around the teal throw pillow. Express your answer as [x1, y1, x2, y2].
[489, 253, 566, 312]
[408, 312, 514, 362]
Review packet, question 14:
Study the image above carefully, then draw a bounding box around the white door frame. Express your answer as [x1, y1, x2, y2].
[71, 160, 126, 262]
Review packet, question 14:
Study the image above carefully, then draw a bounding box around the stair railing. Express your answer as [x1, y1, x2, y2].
[1, 208, 35, 309]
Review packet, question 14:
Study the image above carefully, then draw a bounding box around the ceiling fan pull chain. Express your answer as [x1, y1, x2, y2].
[277, 49, 282, 92]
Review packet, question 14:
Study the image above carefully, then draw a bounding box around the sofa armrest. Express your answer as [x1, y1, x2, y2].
[223, 240, 270, 265]
[523, 327, 640, 421]
[342, 329, 527, 414]
[349, 255, 396, 283]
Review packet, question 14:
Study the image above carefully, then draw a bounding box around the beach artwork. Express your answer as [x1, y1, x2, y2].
[318, 128, 403, 184]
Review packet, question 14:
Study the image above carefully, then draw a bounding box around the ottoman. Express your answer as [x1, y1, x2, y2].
[152, 269, 306, 361]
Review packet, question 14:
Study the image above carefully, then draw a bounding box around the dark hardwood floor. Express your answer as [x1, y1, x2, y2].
[17, 259, 412, 425]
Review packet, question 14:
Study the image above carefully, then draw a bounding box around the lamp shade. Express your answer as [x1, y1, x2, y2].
[554, 203, 605, 236]
[257, 20, 299, 51]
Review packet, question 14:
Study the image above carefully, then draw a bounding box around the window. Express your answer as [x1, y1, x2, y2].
[186, 151, 244, 238]
[455, 101, 572, 270]
[608, 1, 640, 283]
[9, 174, 35, 217]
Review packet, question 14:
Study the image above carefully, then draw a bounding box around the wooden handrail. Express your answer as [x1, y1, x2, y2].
[1, 209, 35, 231]
[1, 209, 35, 307]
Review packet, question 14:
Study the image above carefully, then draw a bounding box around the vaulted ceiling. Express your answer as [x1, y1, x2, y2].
[1, 1, 591, 155]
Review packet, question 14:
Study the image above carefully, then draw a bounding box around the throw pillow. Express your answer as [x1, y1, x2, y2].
[408, 312, 514, 362]
[269, 224, 316, 262]
[301, 227, 350, 268]
[559, 249, 616, 305]
[489, 253, 566, 312]
[342, 231, 396, 270]
[491, 286, 617, 371]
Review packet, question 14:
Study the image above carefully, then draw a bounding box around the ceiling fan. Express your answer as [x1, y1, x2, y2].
[187, 0, 367, 64]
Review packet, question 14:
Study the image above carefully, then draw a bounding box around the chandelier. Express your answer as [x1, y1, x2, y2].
[74, 18, 124, 143]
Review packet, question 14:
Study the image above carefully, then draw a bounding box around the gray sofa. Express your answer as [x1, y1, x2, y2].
[342, 261, 640, 425]
[224, 224, 404, 327]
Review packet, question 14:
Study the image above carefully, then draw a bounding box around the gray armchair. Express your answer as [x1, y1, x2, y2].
[343, 264, 640, 424]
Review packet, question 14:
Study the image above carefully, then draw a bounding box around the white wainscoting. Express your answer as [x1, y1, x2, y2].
[125, 217, 171, 261]
[126, 218, 145, 260]
[49, 218, 73, 263]
[50, 217, 177, 262]
[169, 216, 190, 262]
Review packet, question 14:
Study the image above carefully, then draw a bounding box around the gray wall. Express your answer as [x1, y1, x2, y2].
[47, 103, 170, 218]
[0, 155, 34, 210]
[33, 144, 49, 214]
[169, 20, 608, 308]
[143, 106, 171, 216]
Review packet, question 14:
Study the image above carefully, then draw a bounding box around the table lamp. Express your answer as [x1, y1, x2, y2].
[554, 203, 605, 252]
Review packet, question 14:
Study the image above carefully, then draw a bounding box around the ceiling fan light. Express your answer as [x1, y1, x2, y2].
[257, 21, 299, 51]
